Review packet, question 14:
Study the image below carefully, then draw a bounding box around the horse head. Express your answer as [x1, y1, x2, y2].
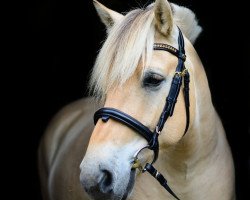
[80, 0, 202, 199]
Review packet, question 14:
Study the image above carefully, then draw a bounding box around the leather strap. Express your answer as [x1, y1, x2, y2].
[155, 73, 183, 132]
[94, 108, 153, 143]
[144, 163, 180, 200]
[183, 71, 190, 134]
[94, 107, 160, 164]
[153, 43, 186, 61]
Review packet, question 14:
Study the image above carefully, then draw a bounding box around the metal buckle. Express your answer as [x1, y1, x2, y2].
[175, 68, 188, 77]
[181, 53, 186, 61]
[131, 158, 144, 172]
[155, 126, 161, 135]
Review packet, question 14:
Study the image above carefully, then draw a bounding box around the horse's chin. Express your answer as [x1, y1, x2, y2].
[121, 169, 136, 200]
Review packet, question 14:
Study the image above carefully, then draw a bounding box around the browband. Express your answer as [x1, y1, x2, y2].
[153, 43, 186, 61]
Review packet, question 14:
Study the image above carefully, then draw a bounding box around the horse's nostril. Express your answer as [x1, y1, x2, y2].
[99, 169, 113, 193]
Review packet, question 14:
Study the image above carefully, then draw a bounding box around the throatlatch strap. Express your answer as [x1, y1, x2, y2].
[183, 71, 190, 134]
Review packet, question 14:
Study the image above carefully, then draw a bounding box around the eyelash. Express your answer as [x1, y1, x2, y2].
[142, 73, 165, 88]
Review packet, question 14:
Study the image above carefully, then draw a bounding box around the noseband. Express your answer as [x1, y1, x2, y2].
[93, 28, 189, 200]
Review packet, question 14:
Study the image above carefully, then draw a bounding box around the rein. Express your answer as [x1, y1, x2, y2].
[94, 28, 189, 200]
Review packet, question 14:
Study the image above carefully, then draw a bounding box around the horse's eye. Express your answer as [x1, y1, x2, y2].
[142, 73, 165, 88]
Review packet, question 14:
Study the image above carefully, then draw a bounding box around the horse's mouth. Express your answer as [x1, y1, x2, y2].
[121, 169, 136, 200]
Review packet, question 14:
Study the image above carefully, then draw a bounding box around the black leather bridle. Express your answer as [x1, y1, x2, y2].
[93, 28, 189, 200]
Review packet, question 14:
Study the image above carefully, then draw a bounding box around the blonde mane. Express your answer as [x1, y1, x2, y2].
[89, 2, 202, 102]
[89, 7, 155, 101]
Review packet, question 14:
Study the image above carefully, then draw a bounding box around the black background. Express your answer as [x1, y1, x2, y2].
[18, 0, 249, 199]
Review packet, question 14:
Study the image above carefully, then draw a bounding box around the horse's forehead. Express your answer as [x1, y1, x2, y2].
[149, 51, 179, 72]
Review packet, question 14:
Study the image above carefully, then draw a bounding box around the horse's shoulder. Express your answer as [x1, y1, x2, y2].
[38, 97, 97, 170]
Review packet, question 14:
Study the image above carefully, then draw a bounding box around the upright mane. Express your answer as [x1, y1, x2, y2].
[89, 2, 202, 102]
[171, 3, 202, 44]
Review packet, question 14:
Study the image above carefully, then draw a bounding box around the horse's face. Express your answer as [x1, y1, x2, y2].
[102, 45, 187, 145]
[80, 0, 196, 199]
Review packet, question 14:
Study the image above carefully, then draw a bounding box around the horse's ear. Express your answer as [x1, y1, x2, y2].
[93, 0, 123, 29]
[154, 0, 173, 37]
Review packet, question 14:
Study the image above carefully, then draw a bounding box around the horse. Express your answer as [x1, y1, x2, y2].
[38, 0, 235, 199]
